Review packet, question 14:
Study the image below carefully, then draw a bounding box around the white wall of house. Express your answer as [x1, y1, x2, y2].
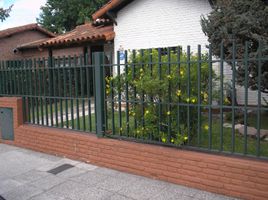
[112, 0, 268, 106]
[114, 0, 212, 54]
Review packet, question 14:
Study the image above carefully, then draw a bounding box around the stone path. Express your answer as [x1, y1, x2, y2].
[0, 144, 237, 200]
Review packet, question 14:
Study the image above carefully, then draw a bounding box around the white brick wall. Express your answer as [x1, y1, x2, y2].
[112, 0, 268, 106]
[114, 0, 212, 53]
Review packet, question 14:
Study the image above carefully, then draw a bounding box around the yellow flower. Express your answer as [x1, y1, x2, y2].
[120, 127, 123, 132]
[137, 130, 140, 134]
[145, 110, 150, 115]
[140, 68, 144, 73]
[162, 138, 166, 143]
[167, 75, 172, 80]
[191, 98, 197, 104]
[171, 138, 175, 143]
[204, 125, 209, 130]
[106, 84, 110, 88]
[142, 127, 145, 131]
[186, 98, 190, 103]
[203, 92, 208, 99]
[224, 98, 230, 104]
[176, 90, 181, 97]
[184, 136, 188, 141]
[180, 70, 184, 76]
[166, 111, 171, 116]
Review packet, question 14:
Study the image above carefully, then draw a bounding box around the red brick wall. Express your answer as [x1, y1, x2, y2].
[0, 97, 268, 200]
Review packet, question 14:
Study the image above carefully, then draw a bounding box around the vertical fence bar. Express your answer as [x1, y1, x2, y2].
[48, 56, 53, 126]
[74, 55, 80, 130]
[256, 42, 262, 157]
[30, 59, 35, 124]
[167, 47, 172, 143]
[140, 49, 145, 134]
[34, 58, 38, 124]
[58, 56, 63, 127]
[187, 46, 191, 144]
[40, 58, 45, 125]
[125, 50, 130, 136]
[220, 43, 224, 151]
[93, 52, 105, 137]
[69, 56, 74, 129]
[158, 48, 162, 142]
[85, 54, 92, 132]
[53, 57, 58, 127]
[27, 59, 32, 123]
[244, 42, 249, 155]
[149, 48, 153, 140]
[63, 56, 68, 128]
[132, 50, 137, 131]
[197, 45, 202, 146]
[117, 51, 122, 135]
[208, 45, 213, 150]
[231, 42, 236, 153]
[80, 55, 86, 131]
[177, 47, 181, 137]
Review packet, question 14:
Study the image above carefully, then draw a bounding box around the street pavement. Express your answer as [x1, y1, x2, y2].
[0, 144, 237, 200]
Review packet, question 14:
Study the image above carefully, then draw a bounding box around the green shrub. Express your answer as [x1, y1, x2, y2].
[107, 49, 217, 145]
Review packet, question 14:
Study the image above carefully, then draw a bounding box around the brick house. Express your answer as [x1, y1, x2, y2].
[0, 23, 55, 60]
[18, 21, 115, 65]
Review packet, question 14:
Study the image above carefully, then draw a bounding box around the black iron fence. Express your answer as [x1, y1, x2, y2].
[0, 43, 268, 159]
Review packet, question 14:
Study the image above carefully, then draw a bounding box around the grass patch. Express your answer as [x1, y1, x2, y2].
[64, 111, 268, 157]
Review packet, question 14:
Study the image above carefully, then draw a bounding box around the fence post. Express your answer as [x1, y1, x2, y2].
[93, 52, 105, 137]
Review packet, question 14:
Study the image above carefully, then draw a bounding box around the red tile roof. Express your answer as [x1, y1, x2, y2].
[0, 23, 56, 39]
[41, 23, 114, 47]
[92, 0, 124, 20]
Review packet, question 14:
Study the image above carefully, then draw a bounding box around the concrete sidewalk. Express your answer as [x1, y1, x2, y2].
[0, 144, 236, 200]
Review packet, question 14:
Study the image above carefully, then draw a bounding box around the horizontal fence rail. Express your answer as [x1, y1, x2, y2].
[0, 42, 268, 159]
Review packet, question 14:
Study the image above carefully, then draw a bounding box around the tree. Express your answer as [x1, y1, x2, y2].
[37, 0, 108, 33]
[201, 0, 268, 93]
[0, 5, 13, 22]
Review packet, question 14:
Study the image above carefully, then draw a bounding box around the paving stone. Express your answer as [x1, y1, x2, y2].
[1, 184, 43, 200]
[48, 180, 113, 200]
[30, 174, 65, 190]
[93, 167, 120, 176]
[96, 175, 137, 192]
[0, 144, 19, 154]
[149, 183, 199, 200]
[238, 126, 267, 139]
[0, 179, 23, 195]
[70, 170, 108, 186]
[107, 194, 134, 200]
[30, 192, 70, 200]
[47, 180, 89, 199]
[75, 162, 98, 171]
[118, 177, 168, 200]
[194, 191, 237, 200]
[56, 167, 86, 179]
[13, 170, 50, 184]
[70, 186, 113, 200]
